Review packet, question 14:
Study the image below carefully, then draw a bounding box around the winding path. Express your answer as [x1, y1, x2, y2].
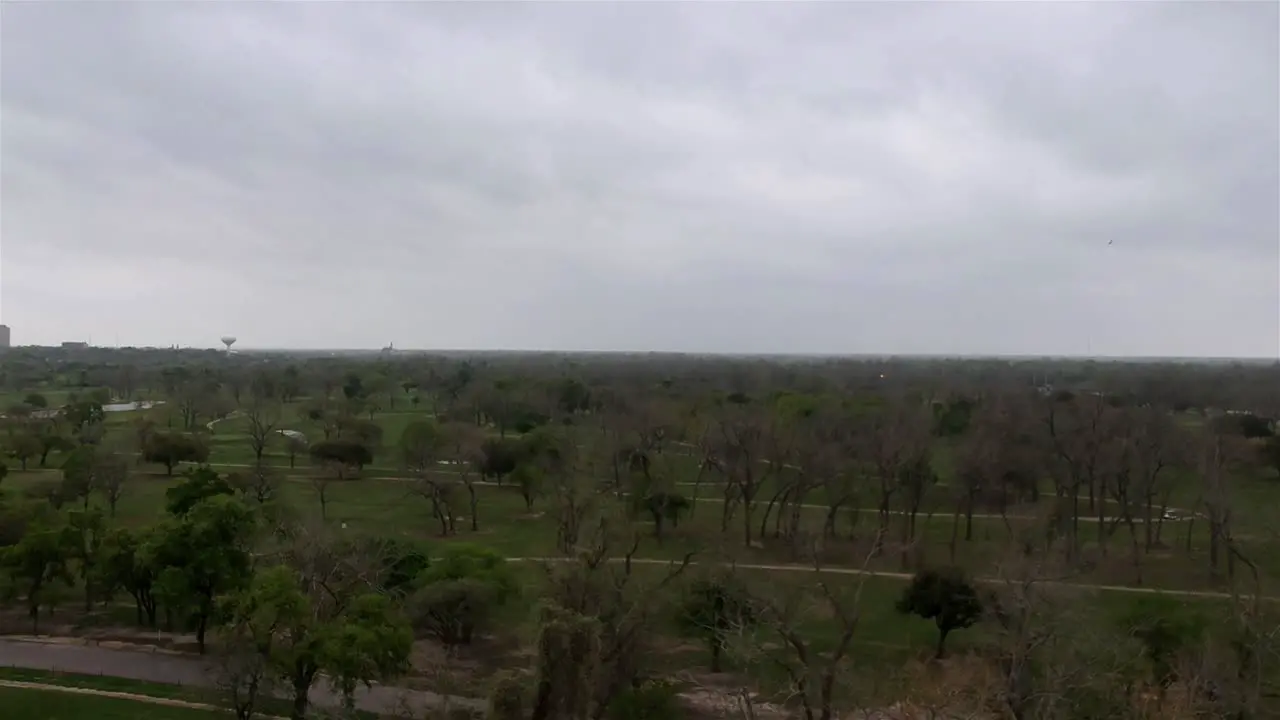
[505, 557, 1278, 602]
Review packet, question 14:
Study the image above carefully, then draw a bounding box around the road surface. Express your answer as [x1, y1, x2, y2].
[0, 637, 483, 716]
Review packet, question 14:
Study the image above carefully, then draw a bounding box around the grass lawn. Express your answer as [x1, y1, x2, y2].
[0, 686, 228, 720]
[0, 669, 200, 702]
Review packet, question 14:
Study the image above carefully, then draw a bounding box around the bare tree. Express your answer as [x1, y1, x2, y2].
[746, 544, 876, 720]
[245, 400, 281, 467]
[702, 403, 793, 549]
[442, 421, 486, 532]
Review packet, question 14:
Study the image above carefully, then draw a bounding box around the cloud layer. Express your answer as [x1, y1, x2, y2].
[2, 3, 1277, 356]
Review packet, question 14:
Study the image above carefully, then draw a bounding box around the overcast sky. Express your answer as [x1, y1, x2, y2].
[2, 3, 1277, 356]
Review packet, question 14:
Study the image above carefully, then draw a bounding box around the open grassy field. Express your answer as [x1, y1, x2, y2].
[6, 391, 1279, 713]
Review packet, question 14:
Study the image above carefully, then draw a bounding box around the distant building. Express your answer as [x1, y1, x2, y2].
[0, 325, 9, 348]
[61, 341, 89, 349]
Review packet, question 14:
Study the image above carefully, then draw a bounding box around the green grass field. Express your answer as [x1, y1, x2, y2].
[0, 686, 228, 720]
[7, 399, 1279, 709]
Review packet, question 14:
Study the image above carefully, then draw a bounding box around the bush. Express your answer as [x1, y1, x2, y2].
[607, 680, 683, 720]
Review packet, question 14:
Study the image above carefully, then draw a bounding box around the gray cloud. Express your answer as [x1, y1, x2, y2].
[2, 2, 1277, 356]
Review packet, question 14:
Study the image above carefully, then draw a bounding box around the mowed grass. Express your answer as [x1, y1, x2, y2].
[11, 403, 1280, 594]
[6, 457, 1275, 596]
[0, 686, 228, 720]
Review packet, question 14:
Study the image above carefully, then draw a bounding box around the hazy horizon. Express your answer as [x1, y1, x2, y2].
[2, 3, 1277, 356]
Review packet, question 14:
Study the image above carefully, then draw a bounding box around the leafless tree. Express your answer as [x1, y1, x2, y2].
[245, 400, 281, 467]
[702, 404, 793, 549]
[744, 543, 877, 720]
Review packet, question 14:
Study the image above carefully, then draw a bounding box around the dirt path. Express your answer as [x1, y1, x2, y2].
[199, 463, 1193, 524]
[507, 556, 1278, 602]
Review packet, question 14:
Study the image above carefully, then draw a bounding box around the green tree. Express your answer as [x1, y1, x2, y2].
[1, 519, 73, 633]
[309, 439, 373, 480]
[36, 427, 73, 467]
[100, 527, 159, 626]
[7, 431, 41, 471]
[64, 400, 105, 437]
[408, 544, 517, 646]
[149, 495, 256, 652]
[165, 467, 236, 517]
[324, 593, 413, 711]
[143, 432, 210, 476]
[66, 508, 106, 612]
[218, 566, 309, 720]
[23, 393, 48, 409]
[59, 446, 99, 509]
[642, 492, 689, 543]
[222, 563, 412, 720]
[895, 567, 983, 658]
[399, 420, 444, 473]
[1120, 596, 1207, 689]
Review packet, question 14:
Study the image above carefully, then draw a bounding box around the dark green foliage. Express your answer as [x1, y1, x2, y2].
[63, 400, 105, 433]
[1234, 413, 1274, 439]
[557, 378, 592, 415]
[1262, 435, 1280, 479]
[308, 439, 374, 476]
[59, 446, 98, 508]
[149, 495, 256, 653]
[342, 372, 366, 400]
[143, 432, 210, 475]
[165, 468, 235, 517]
[642, 492, 689, 542]
[408, 544, 518, 646]
[606, 680, 683, 720]
[932, 396, 975, 437]
[1119, 597, 1207, 687]
[0, 517, 74, 633]
[99, 527, 159, 626]
[895, 567, 983, 658]
[476, 439, 521, 481]
[380, 540, 431, 597]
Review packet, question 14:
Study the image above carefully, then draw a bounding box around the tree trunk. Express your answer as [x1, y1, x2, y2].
[290, 679, 311, 720]
[935, 626, 950, 659]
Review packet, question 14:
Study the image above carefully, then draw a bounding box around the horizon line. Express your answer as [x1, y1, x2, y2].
[6, 344, 1277, 363]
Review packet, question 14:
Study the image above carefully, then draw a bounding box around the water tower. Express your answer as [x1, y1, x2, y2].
[221, 336, 237, 353]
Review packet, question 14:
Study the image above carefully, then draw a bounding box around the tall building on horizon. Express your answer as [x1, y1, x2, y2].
[0, 325, 10, 348]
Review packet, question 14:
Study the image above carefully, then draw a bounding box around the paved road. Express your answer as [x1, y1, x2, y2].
[0, 638, 483, 716]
